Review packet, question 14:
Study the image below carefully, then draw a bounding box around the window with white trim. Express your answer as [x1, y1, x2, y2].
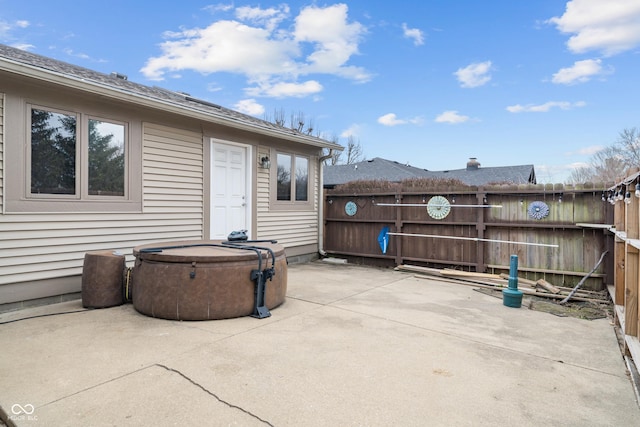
[276, 152, 309, 203]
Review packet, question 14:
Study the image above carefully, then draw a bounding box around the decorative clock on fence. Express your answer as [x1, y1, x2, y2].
[427, 195, 451, 220]
[345, 201, 358, 216]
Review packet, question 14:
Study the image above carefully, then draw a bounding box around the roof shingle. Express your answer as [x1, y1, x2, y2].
[324, 157, 536, 187]
[0, 44, 341, 150]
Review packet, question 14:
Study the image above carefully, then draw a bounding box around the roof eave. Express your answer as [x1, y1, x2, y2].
[0, 58, 343, 151]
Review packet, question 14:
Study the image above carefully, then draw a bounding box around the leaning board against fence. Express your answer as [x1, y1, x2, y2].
[324, 181, 612, 291]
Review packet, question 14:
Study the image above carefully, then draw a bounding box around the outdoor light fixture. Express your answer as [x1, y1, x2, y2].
[618, 189, 624, 201]
[260, 156, 271, 169]
[558, 193, 563, 203]
[625, 191, 632, 204]
[601, 192, 606, 202]
[635, 182, 640, 198]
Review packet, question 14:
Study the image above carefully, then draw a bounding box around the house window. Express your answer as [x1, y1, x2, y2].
[30, 108, 77, 195]
[28, 105, 126, 199]
[276, 152, 309, 203]
[88, 119, 125, 196]
[295, 157, 308, 201]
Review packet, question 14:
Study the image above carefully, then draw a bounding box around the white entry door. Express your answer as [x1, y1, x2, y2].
[210, 140, 251, 240]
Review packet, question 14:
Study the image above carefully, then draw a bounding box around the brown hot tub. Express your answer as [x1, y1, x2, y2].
[131, 240, 287, 321]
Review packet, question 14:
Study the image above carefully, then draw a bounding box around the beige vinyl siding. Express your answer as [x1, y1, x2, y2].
[256, 154, 319, 248]
[256, 146, 271, 217]
[0, 92, 3, 213]
[0, 213, 203, 285]
[143, 123, 204, 215]
[0, 122, 205, 287]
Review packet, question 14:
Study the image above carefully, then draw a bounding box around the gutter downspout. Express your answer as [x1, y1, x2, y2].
[318, 149, 335, 256]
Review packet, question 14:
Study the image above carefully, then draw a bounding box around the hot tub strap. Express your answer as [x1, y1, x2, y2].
[250, 269, 271, 319]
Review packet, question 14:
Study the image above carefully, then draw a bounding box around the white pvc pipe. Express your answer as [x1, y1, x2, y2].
[375, 203, 502, 208]
[318, 149, 335, 256]
[387, 232, 558, 248]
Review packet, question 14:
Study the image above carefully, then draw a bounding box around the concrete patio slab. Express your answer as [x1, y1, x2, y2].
[0, 262, 637, 426]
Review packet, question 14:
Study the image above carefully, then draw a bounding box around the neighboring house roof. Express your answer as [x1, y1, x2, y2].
[324, 157, 431, 186]
[428, 162, 536, 186]
[0, 44, 342, 151]
[324, 157, 536, 187]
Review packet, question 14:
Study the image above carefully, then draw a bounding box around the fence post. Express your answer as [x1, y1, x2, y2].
[395, 193, 403, 266]
[476, 188, 486, 273]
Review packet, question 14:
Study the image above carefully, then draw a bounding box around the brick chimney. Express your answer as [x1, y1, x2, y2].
[466, 157, 480, 170]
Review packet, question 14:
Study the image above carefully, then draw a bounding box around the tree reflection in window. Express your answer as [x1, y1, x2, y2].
[30, 108, 126, 197]
[276, 153, 309, 202]
[31, 109, 76, 194]
[295, 156, 308, 201]
[89, 119, 125, 196]
[277, 153, 292, 201]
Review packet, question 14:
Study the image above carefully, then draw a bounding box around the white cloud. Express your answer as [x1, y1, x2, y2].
[206, 82, 223, 92]
[234, 99, 265, 116]
[63, 48, 90, 60]
[378, 113, 405, 126]
[0, 19, 30, 40]
[203, 3, 234, 14]
[293, 4, 370, 81]
[11, 43, 34, 51]
[245, 80, 323, 98]
[506, 101, 586, 113]
[434, 110, 469, 124]
[454, 61, 492, 88]
[141, 20, 299, 80]
[568, 161, 590, 169]
[141, 4, 370, 97]
[235, 5, 289, 32]
[60, 48, 106, 63]
[401, 23, 424, 46]
[377, 113, 423, 126]
[552, 59, 609, 84]
[547, 0, 640, 56]
[565, 145, 604, 156]
[340, 124, 361, 138]
[0, 22, 10, 35]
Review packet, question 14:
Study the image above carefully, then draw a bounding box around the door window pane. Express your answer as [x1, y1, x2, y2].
[30, 109, 76, 194]
[277, 153, 292, 201]
[295, 156, 308, 201]
[89, 119, 125, 196]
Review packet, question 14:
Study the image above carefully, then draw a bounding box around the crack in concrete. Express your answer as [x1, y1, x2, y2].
[154, 364, 274, 426]
[38, 364, 274, 426]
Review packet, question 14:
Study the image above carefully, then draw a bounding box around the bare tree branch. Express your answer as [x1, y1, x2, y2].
[616, 127, 640, 167]
[344, 135, 364, 165]
[263, 108, 365, 166]
[567, 128, 640, 184]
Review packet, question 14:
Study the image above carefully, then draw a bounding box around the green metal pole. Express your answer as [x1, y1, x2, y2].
[502, 255, 523, 308]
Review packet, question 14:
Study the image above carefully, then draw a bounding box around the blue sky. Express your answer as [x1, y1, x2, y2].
[2, 0, 640, 183]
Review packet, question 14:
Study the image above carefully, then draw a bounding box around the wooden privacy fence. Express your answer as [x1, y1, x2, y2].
[610, 170, 640, 368]
[324, 182, 612, 291]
